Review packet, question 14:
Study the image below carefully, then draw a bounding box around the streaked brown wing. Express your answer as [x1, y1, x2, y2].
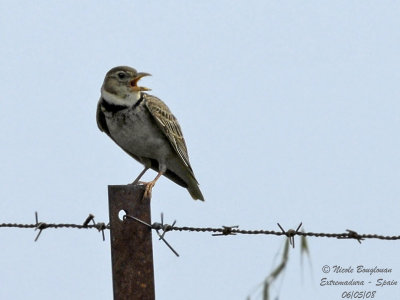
[144, 94, 193, 172]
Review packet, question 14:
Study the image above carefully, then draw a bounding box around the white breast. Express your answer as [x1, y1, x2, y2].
[101, 87, 141, 107]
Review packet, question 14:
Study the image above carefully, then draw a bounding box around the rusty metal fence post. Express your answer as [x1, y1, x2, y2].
[108, 184, 155, 300]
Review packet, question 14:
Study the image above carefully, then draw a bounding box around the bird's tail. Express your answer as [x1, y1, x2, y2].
[187, 180, 205, 201]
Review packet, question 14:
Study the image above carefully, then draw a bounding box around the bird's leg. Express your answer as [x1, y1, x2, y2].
[144, 171, 164, 199]
[131, 167, 149, 185]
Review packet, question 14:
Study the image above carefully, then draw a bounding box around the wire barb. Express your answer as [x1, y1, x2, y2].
[337, 229, 365, 244]
[95, 222, 108, 241]
[153, 213, 179, 257]
[84, 214, 107, 241]
[125, 213, 180, 257]
[82, 214, 95, 227]
[277, 222, 303, 248]
[212, 225, 239, 236]
[34, 212, 49, 242]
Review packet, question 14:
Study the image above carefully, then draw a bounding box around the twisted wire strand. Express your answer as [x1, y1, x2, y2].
[1, 214, 399, 241]
[164, 226, 400, 240]
[0, 223, 109, 229]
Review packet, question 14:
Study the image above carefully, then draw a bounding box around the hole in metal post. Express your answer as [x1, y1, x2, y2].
[118, 210, 127, 221]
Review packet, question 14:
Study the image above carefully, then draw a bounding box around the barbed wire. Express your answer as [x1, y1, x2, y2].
[1, 212, 398, 250]
[124, 213, 400, 256]
[0, 212, 109, 241]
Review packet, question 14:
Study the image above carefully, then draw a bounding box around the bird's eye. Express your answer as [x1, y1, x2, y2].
[117, 72, 126, 80]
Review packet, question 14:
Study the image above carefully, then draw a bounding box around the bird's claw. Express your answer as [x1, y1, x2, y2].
[143, 182, 155, 200]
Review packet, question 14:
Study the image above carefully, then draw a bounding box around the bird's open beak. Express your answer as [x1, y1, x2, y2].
[131, 72, 152, 91]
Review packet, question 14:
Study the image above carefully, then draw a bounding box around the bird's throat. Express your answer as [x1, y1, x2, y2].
[101, 88, 141, 107]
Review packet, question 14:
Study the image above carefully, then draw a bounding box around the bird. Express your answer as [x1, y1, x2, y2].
[96, 66, 204, 201]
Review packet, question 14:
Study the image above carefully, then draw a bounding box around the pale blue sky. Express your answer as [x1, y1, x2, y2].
[1, 1, 400, 299]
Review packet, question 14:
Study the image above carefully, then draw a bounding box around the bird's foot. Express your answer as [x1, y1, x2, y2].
[143, 181, 156, 200]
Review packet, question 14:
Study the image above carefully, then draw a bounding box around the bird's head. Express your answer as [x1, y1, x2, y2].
[101, 66, 151, 106]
